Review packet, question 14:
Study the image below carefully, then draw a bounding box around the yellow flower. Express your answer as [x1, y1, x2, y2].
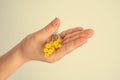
[44, 53, 49, 58]
[47, 47, 54, 54]
[43, 48, 48, 53]
[49, 41, 54, 47]
[53, 41, 59, 46]
[54, 45, 58, 48]
[45, 43, 51, 48]
[58, 44, 62, 48]
[50, 47, 55, 52]
[48, 49, 53, 55]
[43, 33, 62, 58]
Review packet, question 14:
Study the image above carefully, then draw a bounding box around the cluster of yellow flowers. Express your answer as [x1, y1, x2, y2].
[43, 34, 62, 58]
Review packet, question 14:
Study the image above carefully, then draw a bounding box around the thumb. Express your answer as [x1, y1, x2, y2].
[36, 18, 60, 40]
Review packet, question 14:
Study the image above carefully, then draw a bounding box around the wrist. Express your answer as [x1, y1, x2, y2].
[11, 44, 30, 64]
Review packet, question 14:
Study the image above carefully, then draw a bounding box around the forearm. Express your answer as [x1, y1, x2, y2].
[0, 45, 29, 80]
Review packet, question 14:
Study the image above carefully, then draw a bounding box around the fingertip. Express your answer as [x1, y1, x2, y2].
[88, 28, 94, 33]
[84, 29, 94, 38]
[49, 17, 60, 27]
[55, 17, 60, 22]
[55, 17, 60, 26]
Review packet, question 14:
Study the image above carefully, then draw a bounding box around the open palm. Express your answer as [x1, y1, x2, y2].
[19, 18, 94, 63]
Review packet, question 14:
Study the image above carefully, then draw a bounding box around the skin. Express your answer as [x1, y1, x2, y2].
[0, 18, 94, 80]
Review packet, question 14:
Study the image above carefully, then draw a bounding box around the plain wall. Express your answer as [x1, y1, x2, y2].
[0, 0, 120, 80]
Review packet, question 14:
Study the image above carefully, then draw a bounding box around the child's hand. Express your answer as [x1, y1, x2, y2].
[18, 18, 94, 63]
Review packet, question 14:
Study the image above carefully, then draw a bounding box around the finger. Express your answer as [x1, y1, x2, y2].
[83, 29, 94, 38]
[60, 27, 83, 39]
[35, 18, 60, 41]
[63, 30, 83, 41]
[62, 29, 94, 44]
[50, 38, 87, 61]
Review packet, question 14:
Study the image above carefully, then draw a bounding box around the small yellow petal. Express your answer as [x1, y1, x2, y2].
[53, 41, 59, 46]
[51, 47, 55, 51]
[44, 53, 49, 58]
[49, 41, 54, 47]
[54, 44, 58, 48]
[43, 48, 48, 53]
[58, 44, 62, 48]
[45, 43, 51, 48]
[54, 43, 62, 49]
[48, 50, 52, 55]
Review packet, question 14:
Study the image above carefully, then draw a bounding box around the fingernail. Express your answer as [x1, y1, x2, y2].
[50, 18, 59, 26]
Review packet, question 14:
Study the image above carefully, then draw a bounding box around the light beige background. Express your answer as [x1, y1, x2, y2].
[0, 0, 120, 80]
